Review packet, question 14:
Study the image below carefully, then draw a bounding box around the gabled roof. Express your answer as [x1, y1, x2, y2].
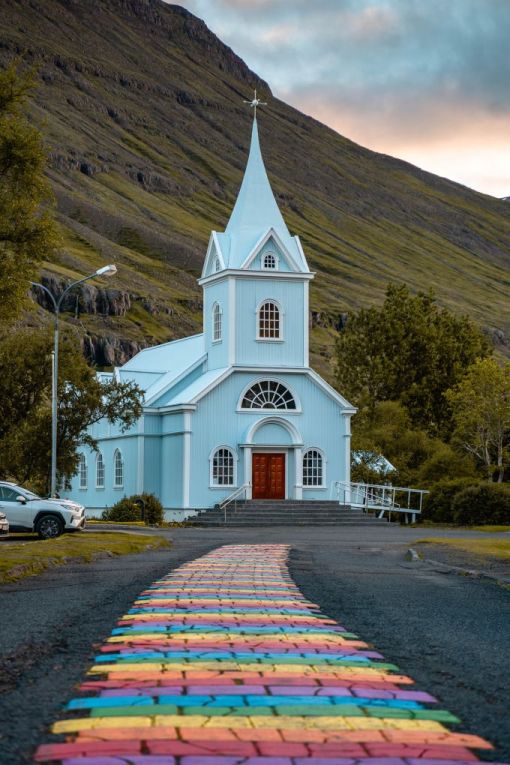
[109, 334, 206, 403]
[122, 334, 204, 373]
[201, 118, 309, 275]
[164, 367, 231, 407]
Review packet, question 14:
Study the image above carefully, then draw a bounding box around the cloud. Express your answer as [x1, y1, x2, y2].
[175, 0, 510, 196]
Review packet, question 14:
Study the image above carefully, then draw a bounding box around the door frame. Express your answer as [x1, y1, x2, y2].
[251, 449, 287, 500]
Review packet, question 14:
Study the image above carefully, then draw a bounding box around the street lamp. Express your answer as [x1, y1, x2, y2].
[31, 264, 118, 497]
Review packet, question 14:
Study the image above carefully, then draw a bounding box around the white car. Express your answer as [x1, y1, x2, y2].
[0, 482, 85, 539]
[0, 511, 8, 535]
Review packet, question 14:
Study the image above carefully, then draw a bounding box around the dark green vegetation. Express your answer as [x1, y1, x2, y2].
[0, 328, 143, 493]
[0, 58, 144, 494]
[335, 284, 489, 435]
[339, 288, 510, 521]
[102, 492, 164, 525]
[2, 0, 510, 378]
[0, 62, 59, 324]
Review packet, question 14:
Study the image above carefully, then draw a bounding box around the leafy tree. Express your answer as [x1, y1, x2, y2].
[0, 62, 59, 324]
[353, 400, 479, 488]
[0, 329, 143, 493]
[445, 358, 510, 482]
[335, 284, 490, 435]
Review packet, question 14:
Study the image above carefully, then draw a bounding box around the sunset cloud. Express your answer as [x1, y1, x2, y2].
[177, 0, 510, 196]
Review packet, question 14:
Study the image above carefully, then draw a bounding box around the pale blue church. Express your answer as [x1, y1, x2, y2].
[70, 116, 356, 519]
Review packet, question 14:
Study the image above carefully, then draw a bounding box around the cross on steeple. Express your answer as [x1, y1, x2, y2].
[243, 89, 267, 118]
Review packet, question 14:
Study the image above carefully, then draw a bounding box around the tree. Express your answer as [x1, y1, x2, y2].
[352, 400, 479, 488]
[0, 62, 59, 325]
[335, 284, 490, 435]
[0, 329, 143, 493]
[445, 358, 510, 482]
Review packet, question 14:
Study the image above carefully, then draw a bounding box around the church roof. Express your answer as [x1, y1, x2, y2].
[205, 118, 309, 274]
[122, 334, 205, 375]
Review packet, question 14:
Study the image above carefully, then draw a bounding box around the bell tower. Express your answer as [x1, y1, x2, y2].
[199, 96, 314, 371]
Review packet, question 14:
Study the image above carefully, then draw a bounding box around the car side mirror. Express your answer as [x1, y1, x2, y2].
[16, 495, 27, 504]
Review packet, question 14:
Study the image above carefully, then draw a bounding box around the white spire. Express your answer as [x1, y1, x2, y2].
[225, 116, 291, 245]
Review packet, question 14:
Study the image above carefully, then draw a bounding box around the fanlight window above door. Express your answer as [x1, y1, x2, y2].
[241, 380, 296, 410]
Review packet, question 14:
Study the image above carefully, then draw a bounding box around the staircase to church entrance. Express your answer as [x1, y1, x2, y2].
[190, 500, 390, 527]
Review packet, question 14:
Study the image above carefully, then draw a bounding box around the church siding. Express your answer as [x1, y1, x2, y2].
[235, 279, 305, 367]
[203, 277, 230, 369]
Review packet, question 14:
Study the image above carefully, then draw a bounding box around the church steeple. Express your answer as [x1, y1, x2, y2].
[225, 117, 292, 248]
[201, 108, 309, 275]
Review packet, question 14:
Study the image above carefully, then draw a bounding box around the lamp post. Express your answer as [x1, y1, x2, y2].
[31, 264, 117, 497]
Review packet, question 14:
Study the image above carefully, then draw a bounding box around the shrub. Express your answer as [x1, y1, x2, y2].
[452, 483, 510, 525]
[421, 478, 479, 523]
[101, 493, 164, 525]
[102, 498, 141, 523]
[134, 492, 164, 525]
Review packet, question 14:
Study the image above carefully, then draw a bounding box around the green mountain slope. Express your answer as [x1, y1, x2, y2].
[2, 0, 510, 379]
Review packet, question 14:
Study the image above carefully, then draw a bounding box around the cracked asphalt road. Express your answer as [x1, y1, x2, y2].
[0, 524, 508, 764]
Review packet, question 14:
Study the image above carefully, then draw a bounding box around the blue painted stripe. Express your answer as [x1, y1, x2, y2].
[67, 694, 423, 711]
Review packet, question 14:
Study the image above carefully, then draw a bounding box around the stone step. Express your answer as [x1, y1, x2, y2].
[192, 519, 387, 527]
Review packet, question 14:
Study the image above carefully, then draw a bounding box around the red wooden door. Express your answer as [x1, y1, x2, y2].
[252, 453, 285, 499]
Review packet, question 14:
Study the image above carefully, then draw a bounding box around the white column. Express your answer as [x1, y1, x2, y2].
[182, 411, 191, 508]
[244, 446, 252, 499]
[343, 414, 352, 504]
[294, 446, 303, 499]
[136, 417, 145, 494]
[303, 282, 309, 367]
[228, 276, 236, 365]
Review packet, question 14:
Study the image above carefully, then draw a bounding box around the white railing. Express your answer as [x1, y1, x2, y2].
[331, 481, 428, 524]
[218, 483, 251, 524]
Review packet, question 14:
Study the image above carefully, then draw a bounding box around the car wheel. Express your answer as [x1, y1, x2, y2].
[35, 515, 64, 539]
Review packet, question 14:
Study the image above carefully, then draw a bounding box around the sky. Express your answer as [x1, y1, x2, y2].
[175, 0, 510, 198]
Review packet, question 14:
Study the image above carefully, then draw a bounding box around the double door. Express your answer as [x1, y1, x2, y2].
[252, 453, 285, 499]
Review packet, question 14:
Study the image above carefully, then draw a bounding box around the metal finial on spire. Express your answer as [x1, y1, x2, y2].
[243, 89, 267, 118]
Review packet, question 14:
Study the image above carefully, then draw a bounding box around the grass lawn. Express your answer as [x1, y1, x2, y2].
[416, 537, 510, 561]
[0, 532, 170, 584]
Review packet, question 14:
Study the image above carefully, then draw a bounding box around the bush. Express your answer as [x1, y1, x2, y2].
[102, 498, 141, 523]
[135, 492, 164, 525]
[422, 478, 479, 523]
[101, 493, 164, 525]
[452, 483, 510, 525]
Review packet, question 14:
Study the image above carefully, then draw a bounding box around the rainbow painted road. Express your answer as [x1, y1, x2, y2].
[35, 544, 506, 765]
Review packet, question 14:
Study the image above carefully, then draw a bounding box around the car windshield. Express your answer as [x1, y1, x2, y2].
[18, 488, 40, 500]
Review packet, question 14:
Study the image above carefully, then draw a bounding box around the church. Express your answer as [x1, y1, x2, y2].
[69, 112, 356, 519]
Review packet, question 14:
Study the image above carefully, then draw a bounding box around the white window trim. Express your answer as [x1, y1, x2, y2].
[214, 256, 221, 273]
[78, 454, 87, 491]
[261, 250, 279, 270]
[95, 452, 105, 489]
[113, 449, 124, 489]
[236, 377, 302, 413]
[209, 445, 238, 489]
[212, 302, 223, 344]
[256, 298, 284, 342]
[302, 447, 327, 489]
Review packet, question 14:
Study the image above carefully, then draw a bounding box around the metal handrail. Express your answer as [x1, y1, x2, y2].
[219, 483, 251, 523]
[331, 480, 428, 523]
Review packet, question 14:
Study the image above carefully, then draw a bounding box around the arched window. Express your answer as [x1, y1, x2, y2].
[214, 257, 221, 273]
[262, 252, 277, 269]
[96, 452, 105, 488]
[258, 300, 281, 339]
[241, 380, 296, 410]
[114, 449, 123, 488]
[303, 449, 324, 487]
[212, 302, 222, 342]
[211, 447, 235, 486]
[78, 453, 87, 489]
